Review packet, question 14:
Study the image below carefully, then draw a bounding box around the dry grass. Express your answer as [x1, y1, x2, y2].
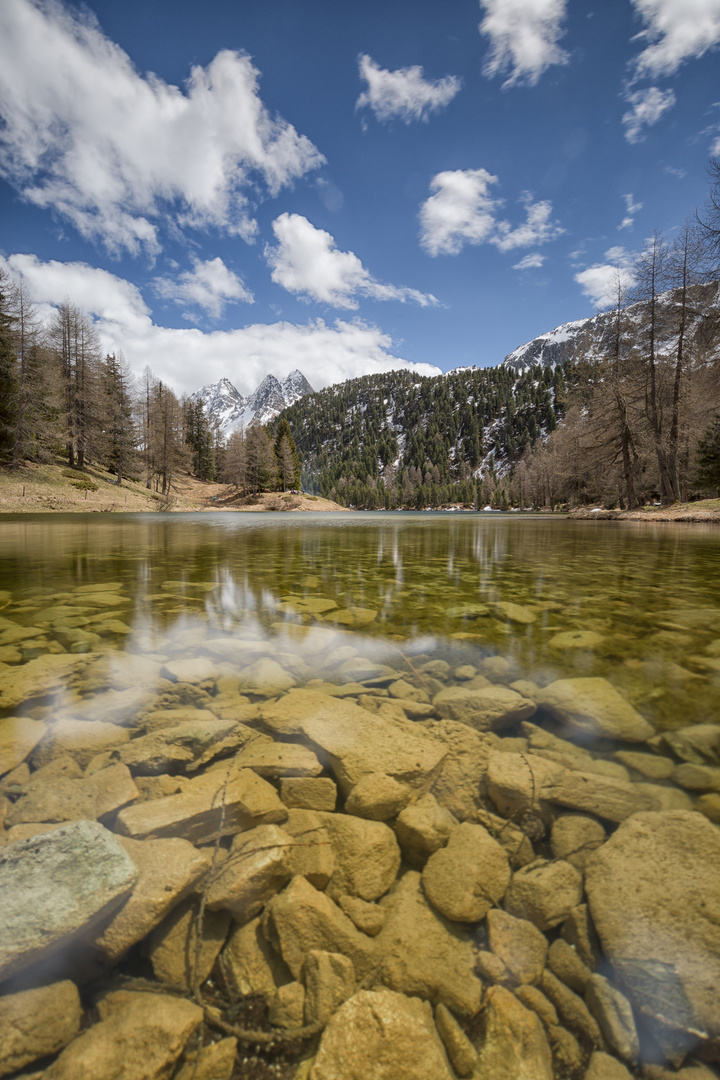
[569, 499, 720, 522]
[0, 461, 348, 514]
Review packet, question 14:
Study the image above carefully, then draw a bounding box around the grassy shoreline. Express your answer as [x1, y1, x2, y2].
[0, 461, 348, 513]
[1, 462, 718, 519]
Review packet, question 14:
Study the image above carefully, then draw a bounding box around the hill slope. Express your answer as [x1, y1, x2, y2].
[275, 364, 564, 508]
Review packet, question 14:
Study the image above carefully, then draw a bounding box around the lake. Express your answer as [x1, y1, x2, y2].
[1, 512, 719, 1079]
[1, 512, 718, 731]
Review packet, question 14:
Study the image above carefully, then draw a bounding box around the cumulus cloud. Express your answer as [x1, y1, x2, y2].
[478, 0, 569, 88]
[574, 246, 636, 308]
[265, 213, 438, 309]
[618, 193, 643, 230]
[630, 0, 720, 78]
[355, 54, 461, 123]
[513, 252, 545, 269]
[1, 252, 440, 397]
[622, 86, 676, 142]
[0, 0, 324, 256]
[419, 170, 563, 257]
[153, 258, 253, 319]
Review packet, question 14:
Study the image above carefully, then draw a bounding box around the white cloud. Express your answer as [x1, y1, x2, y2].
[618, 193, 643, 230]
[265, 213, 437, 309]
[419, 170, 500, 256]
[153, 258, 253, 319]
[574, 246, 636, 308]
[419, 170, 563, 257]
[478, 0, 569, 88]
[355, 54, 461, 123]
[630, 0, 720, 78]
[0, 253, 441, 398]
[494, 195, 563, 251]
[513, 252, 545, 269]
[0, 0, 324, 256]
[622, 86, 676, 142]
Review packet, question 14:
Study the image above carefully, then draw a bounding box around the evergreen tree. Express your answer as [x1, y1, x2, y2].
[244, 423, 276, 494]
[101, 353, 137, 483]
[0, 271, 18, 461]
[273, 417, 301, 490]
[696, 415, 720, 491]
[183, 397, 216, 480]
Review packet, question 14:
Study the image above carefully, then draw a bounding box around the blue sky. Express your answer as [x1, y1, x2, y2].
[1, 0, 719, 397]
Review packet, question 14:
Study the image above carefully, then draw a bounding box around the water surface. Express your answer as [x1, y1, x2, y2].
[1, 511, 718, 731]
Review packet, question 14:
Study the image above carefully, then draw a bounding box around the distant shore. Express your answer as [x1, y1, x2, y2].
[568, 500, 720, 523]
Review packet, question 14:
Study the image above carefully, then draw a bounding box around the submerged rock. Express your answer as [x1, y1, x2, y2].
[0, 654, 80, 711]
[375, 871, 483, 1016]
[260, 689, 446, 796]
[303, 950, 356, 1025]
[310, 989, 455, 1080]
[504, 859, 584, 932]
[585, 810, 720, 1060]
[486, 908, 548, 986]
[0, 717, 47, 776]
[221, 915, 291, 1000]
[421, 821, 510, 922]
[0, 981, 82, 1078]
[394, 793, 457, 867]
[115, 764, 287, 844]
[320, 812, 401, 902]
[0, 820, 138, 982]
[538, 677, 655, 742]
[473, 985, 554, 1080]
[93, 836, 210, 962]
[42, 990, 202, 1080]
[432, 685, 536, 732]
[205, 823, 293, 922]
[262, 876, 375, 981]
[147, 896, 231, 991]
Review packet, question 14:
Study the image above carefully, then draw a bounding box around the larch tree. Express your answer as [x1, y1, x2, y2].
[634, 232, 678, 504]
[50, 302, 102, 470]
[222, 427, 245, 488]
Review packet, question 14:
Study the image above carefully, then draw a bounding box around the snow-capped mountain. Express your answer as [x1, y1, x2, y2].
[502, 281, 720, 373]
[190, 377, 246, 430]
[502, 318, 590, 372]
[191, 369, 315, 432]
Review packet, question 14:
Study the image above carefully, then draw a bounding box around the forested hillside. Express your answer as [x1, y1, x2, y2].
[272, 363, 565, 509]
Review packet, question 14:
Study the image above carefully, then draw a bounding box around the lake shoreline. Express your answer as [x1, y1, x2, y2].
[568, 502, 720, 523]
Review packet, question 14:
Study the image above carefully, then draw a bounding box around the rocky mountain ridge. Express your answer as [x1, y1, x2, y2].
[502, 281, 720, 373]
[191, 369, 314, 432]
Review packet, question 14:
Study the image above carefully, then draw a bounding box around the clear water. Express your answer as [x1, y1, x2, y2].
[1, 511, 718, 732]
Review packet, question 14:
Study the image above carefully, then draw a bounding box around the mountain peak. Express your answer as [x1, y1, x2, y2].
[192, 369, 314, 433]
